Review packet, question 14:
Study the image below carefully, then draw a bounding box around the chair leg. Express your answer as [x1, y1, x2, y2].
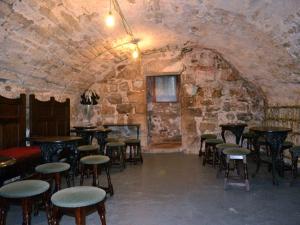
[75, 208, 86, 225]
[97, 203, 106, 225]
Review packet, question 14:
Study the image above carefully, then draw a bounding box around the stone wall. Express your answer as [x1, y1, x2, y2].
[84, 46, 266, 153]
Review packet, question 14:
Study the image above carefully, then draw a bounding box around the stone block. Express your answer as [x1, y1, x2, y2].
[116, 104, 133, 114]
[119, 82, 129, 91]
[237, 113, 253, 122]
[128, 91, 145, 103]
[135, 103, 146, 114]
[107, 94, 122, 104]
[199, 122, 217, 132]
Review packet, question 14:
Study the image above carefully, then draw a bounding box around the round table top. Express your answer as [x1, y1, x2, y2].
[30, 136, 82, 143]
[0, 156, 16, 168]
[220, 123, 248, 128]
[250, 126, 292, 133]
[51, 186, 106, 208]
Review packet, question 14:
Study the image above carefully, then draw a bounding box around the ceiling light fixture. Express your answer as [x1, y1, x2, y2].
[105, 0, 115, 27]
[106, 0, 141, 59]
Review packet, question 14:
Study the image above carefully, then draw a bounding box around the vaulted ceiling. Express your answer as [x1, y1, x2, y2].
[0, 0, 299, 103]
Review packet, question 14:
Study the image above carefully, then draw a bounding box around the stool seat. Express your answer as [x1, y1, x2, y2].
[201, 134, 217, 139]
[51, 186, 106, 208]
[80, 155, 110, 165]
[290, 146, 300, 157]
[106, 142, 125, 147]
[0, 180, 49, 198]
[125, 139, 140, 144]
[216, 143, 239, 150]
[78, 145, 99, 152]
[223, 148, 250, 156]
[206, 139, 223, 145]
[35, 162, 70, 174]
[282, 141, 294, 149]
[242, 132, 255, 138]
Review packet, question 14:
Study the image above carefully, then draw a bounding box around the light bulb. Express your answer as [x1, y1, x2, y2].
[105, 12, 115, 27]
[132, 48, 139, 59]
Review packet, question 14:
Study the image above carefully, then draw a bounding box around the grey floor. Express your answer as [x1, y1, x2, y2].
[5, 153, 300, 225]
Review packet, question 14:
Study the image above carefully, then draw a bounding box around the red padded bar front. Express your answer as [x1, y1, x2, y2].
[0, 146, 41, 161]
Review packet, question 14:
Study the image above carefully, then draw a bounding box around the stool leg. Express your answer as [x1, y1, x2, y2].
[224, 156, 230, 190]
[80, 164, 85, 185]
[199, 139, 203, 157]
[92, 164, 99, 187]
[21, 198, 32, 225]
[52, 206, 61, 225]
[104, 164, 114, 196]
[43, 191, 52, 225]
[54, 173, 61, 192]
[75, 208, 86, 225]
[243, 157, 250, 191]
[97, 203, 106, 225]
[202, 143, 207, 166]
[290, 154, 298, 186]
[0, 198, 7, 225]
[139, 144, 143, 163]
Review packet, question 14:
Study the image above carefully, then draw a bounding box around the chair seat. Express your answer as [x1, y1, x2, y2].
[201, 134, 217, 139]
[216, 143, 239, 150]
[205, 139, 223, 145]
[51, 186, 106, 208]
[80, 155, 110, 165]
[223, 147, 250, 156]
[78, 145, 99, 152]
[0, 180, 49, 198]
[106, 142, 125, 147]
[35, 162, 70, 174]
[125, 139, 140, 144]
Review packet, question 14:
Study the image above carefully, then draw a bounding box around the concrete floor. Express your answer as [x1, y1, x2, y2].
[5, 153, 300, 225]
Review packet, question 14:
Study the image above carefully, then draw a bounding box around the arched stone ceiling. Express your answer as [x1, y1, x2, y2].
[0, 0, 299, 104]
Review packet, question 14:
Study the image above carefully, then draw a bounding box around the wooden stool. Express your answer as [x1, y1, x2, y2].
[202, 139, 223, 167]
[105, 142, 126, 171]
[35, 162, 70, 192]
[241, 132, 255, 150]
[80, 155, 114, 196]
[289, 146, 300, 186]
[78, 145, 99, 157]
[124, 139, 143, 164]
[0, 180, 51, 225]
[216, 143, 239, 177]
[51, 186, 107, 225]
[199, 134, 217, 157]
[223, 147, 250, 191]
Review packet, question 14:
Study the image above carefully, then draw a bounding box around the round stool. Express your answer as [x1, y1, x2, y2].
[106, 142, 126, 170]
[199, 134, 217, 157]
[0, 180, 51, 225]
[223, 147, 250, 191]
[216, 143, 239, 177]
[78, 145, 99, 156]
[35, 162, 70, 192]
[241, 132, 255, 150]
[202, 138, 223, 167]
[289, 146, 300, 186]
[124, 139, 143, 164]
[80, 155, 114, 196]
[51, 186, 107, 225]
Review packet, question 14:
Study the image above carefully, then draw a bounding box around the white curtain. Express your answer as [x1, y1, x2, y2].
[155, 76, 177, 102]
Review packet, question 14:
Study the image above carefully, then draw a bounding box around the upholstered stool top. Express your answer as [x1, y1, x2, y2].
[51, 186, 106, 208]
[105, 137, 119, 143]
[35, 162, 70, 174]
[78, 145, 99, 152]
[216, 143, 239, 150]
[200, 134, 217, 139]
[106, 142, 125, 147]
[282, 141, 294, 149]
[205, 139, 223, 145]
[125, 139, 140, 144]
[80, 155, 110, 165]
[0, 180, 49, 198]
[223, 147, 250, 156]
[289, 146, 300, 157]
[242, 132, 255, 138]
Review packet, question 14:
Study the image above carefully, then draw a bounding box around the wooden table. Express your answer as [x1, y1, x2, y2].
[72, 125, 97, 144]
[250, 126, 292, 185]
[220, 123, 247, 145]
[30, 136, 82, 162]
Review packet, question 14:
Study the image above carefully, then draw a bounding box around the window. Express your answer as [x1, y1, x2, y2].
[153, 75, 179, 102]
